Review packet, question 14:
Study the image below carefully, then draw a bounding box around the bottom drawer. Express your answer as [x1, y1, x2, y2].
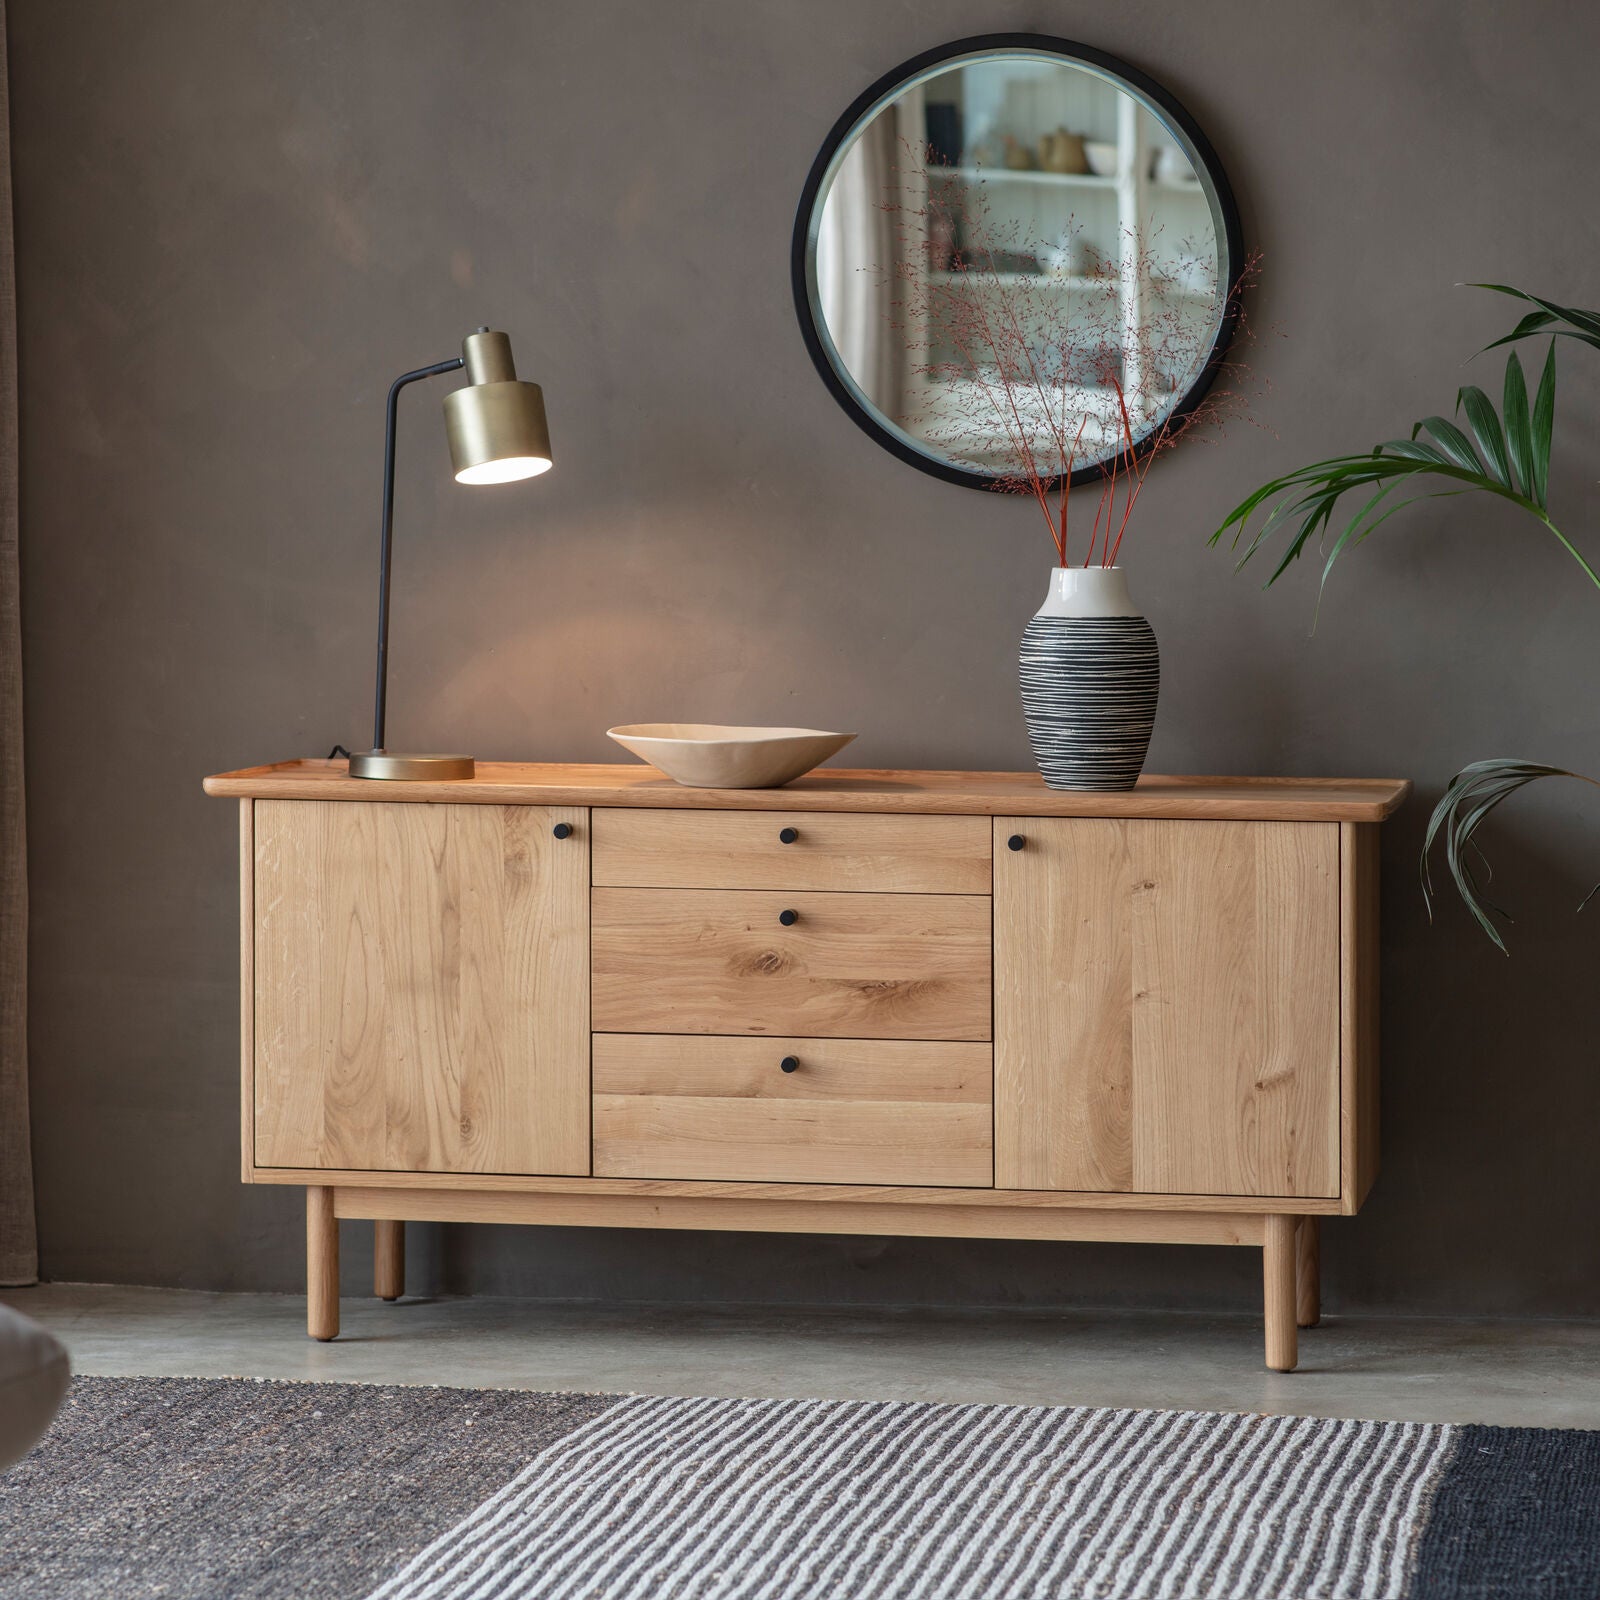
[592, 1034, 993, 1187]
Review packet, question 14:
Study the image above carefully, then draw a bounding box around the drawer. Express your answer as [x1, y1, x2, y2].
[593, 1034, 993, 1186]
[591, 887, 992, 1040]
[592, 808, 991, 894]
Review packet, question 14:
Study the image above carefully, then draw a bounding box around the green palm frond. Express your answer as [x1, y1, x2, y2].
[1207, 342, 1593, 605]
[1471, 283, 1600, 354]
[1422, 760, 1600, 954]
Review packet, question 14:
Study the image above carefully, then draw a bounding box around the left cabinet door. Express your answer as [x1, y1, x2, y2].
[251, 800, 590, 1175]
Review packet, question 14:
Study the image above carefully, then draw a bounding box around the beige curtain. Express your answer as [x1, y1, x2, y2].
[0, 0, 33, 1287]
[815, 111, 904, 420]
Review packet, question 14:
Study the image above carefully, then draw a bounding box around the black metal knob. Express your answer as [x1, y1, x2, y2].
[552, 822, 572, 840]
[778, 826, 800, 844]
[780, 1055, 800, 1073]
[778, 908, 799, 926]
[1007, 834, 1026, 851]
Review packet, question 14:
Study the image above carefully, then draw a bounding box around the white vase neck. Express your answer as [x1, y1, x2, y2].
[1036, 566, 1139, 618]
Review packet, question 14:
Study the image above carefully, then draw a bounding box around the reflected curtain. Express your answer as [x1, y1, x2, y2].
[815, 111, 903, 419]
[0, 0, 32, 1287]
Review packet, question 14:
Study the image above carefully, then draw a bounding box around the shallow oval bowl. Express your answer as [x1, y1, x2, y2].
[606, 724, 857, 789]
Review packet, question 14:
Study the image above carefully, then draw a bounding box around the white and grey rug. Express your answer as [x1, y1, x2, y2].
[2, 1376, 1597, 1598]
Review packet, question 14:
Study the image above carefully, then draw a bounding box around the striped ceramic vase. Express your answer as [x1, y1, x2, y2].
[1019, 566, 1159, 791]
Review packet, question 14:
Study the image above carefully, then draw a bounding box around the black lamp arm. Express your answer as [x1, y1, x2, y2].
[369, 355, 465, 754]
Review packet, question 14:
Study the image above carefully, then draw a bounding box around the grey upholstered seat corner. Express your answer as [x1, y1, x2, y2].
[0, 1301, 69, 1471]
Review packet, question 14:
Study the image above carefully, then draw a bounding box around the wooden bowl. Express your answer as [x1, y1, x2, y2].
[606, 724, 857, 789]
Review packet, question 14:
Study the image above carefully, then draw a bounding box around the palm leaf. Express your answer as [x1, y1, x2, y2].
[1471, 283, 1600, 354]
[1412, 416, 1482, 474]
[1455, 385, 1511, 487]
[1481, 308, 1558, 351]
[1531, 341, 1556, 508]
[1209, 362, 1600, 599]
[1422, 760, 1600, 953]
[1502, 350, 1533, 496]
[1381, 438, 1452, 466]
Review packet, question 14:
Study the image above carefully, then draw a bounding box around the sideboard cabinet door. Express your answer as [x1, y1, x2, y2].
[252, 800, 590, 1176]
[994, 818, 1340, 1198]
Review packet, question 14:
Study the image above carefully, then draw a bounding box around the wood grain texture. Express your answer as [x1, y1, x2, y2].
[593, 1034, 992, 1187]
[205, 760, 1411, 821]
[333, 1186, 1264, 1246]
[254, 1164, 1346, 1215]
[1131, 821, 1340, 1199]
[307, 1186, 338, 1341]
[1264, 1213, 1298, 1371]
[239, 799, 254, 1185]
[592, 807, 991, 894]
[374, 1219, 403, 1302]
[1341, 822, 1382, 1211]
[995, 818, 1341, 1199]
[1296, 1215, 1321, 1328]
[253, 800, 590, 1175]
[591, 887, 992, 1040]
[995, 818, 1133, 1192]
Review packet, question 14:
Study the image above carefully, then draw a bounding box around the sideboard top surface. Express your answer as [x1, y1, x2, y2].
[205, 760, 1410, 821]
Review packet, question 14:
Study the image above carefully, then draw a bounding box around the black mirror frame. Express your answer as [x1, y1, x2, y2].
[790, 33, 1246, 493]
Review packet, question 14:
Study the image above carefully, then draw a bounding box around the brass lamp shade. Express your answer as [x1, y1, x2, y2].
[443, 329, 553, 484]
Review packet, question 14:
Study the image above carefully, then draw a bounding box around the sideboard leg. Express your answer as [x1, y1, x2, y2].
[1263, 1214, 1298, 1372]
[307, 1186, 339, 1342]
[1296, 1217, 1322, 1329]
[374, 1219, 404, 1302]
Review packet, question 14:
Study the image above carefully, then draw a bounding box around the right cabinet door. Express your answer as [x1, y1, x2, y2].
[994, 817, 1340, 1198]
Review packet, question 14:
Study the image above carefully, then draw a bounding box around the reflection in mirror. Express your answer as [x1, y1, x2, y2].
[800, 44, 1242, 489]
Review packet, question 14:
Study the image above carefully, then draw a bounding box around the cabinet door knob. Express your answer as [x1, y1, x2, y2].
[778, 908, 799, 926]
[1007, 834, 1026, 851]
[552, 822, 573, 840]
[778, 826, 800, 844]
[779, 1055, 800, 1073]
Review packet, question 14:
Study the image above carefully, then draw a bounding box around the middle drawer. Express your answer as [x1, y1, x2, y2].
[591, 886, 992, 1040]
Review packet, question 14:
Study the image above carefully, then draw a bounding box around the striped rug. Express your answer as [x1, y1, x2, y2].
[4, 1378, 1599, 1598]
[362, 1394, 1584, 1600]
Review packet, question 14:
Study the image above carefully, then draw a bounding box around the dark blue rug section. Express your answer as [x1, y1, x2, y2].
[1411, 1423, 1600, 1598]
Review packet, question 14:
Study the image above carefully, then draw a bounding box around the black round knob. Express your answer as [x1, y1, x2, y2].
[552, 822, 572, 840]
[778, 826, 800, 844]
[780, 1055, 800, 1073]
[778, 908, 799, 926]
[1007, 834, 1026, 852]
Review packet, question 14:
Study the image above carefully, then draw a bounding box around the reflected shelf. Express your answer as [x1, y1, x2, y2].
[925, 270, 1115, 289]
[938, 165, 1120, 190]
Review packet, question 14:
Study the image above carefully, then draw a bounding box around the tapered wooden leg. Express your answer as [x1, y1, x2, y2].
[1263, 1214, 1298, 1372]
[375, 1219, 405, 1302]
[307, 1186, 339, 1342]
[1296, 1217, 1322, 1329]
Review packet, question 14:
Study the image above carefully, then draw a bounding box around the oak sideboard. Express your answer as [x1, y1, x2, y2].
[203, 760, 1409, 1370]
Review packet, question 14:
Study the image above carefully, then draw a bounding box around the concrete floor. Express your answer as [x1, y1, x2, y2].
[5, 1282, 1598, 1429]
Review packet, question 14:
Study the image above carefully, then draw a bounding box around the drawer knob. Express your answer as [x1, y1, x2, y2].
[1007, 834, 1026, 851]
[779, 1055, 800, 1073]
[552, 822, 573, 840]
[778, 826, 800, 845]
[778, 908, 799, 927]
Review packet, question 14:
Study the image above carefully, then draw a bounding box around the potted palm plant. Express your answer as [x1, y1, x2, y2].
[1211, 285, 1600, 949]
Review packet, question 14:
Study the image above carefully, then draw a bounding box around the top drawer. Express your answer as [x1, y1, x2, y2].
[592, 808, 991, 894]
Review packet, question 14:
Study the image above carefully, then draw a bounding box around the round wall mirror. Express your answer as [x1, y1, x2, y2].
[792, 35, 1243, 489]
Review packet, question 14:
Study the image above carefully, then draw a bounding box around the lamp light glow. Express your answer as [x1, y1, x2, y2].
[456, 455, 552, 485]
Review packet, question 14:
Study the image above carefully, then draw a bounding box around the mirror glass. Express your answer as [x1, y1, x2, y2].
[795, 41, 1241, 488]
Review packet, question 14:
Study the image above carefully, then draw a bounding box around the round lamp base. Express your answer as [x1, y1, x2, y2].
[347, 752, 475, 781]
